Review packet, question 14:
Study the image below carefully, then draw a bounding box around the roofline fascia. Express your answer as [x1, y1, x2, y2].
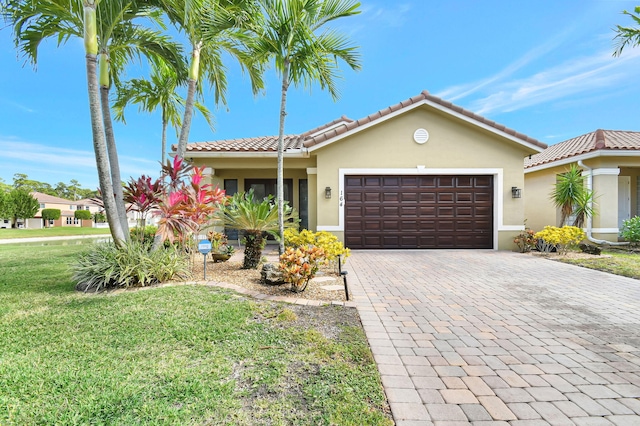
[524, 150, 640, 174]
[183, 150, 309, 159]
[307, 99, 545, 154]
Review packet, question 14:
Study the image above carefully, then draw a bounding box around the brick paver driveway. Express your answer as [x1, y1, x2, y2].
[347, 250, 640, 425]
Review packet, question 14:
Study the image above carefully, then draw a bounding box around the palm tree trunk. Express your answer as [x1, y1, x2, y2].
[99, 53, 130, 239]
[83, 2, 125, 246]
[276, 60, 290, 255]
[161, 108, 167, 166]
[176, 43, 201, 159]
[242, 231, 264, 269]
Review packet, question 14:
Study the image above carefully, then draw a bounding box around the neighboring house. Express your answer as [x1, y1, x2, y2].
[31, 192, 96, 228]
[179, 90, 546, 250]
[524, 129, 640, 242]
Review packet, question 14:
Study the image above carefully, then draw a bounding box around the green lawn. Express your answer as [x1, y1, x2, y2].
[556, 250, 640, 280]
[0, 227, 111, 239]
[0, 243, 392, 425]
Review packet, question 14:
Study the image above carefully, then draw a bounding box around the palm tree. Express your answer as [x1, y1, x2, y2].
[96, 3, 185, 235]
[253, 0, 362, 253]
[160, 0, 264, 158]
[2, 0, 182, 245]
[113, 61, 214, 167]
[551, 164, 595, 227]
[614, 6, 640, 56]
[216, 190, 298, 269]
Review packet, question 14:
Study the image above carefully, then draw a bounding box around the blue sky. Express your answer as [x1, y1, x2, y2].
[1, 0, 640, 189]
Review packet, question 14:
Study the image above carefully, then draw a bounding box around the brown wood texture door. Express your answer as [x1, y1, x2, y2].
[344, 175, 493, 249]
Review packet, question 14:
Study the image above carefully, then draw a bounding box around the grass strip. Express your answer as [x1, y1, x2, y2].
[0, 244, 392, 425]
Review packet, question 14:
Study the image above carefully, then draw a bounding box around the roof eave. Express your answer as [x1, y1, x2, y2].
[525, 149, 640, 174]
[184, 150, 309, 159]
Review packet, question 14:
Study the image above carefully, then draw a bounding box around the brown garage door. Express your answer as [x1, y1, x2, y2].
[344, 175, 493, 249]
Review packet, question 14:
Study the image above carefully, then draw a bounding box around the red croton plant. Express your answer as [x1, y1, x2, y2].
[124, 156, 226, 246]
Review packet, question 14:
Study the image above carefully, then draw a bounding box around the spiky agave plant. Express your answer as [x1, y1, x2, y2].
[215, 189, 298, 269]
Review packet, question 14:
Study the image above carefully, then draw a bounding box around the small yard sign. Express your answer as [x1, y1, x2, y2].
[198, 239, 212, 280]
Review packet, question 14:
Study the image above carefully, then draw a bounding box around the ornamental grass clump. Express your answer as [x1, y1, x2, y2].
[534, 225, 585, 255]
[72, 241, 190, 292]
[279, 246, 327, 293]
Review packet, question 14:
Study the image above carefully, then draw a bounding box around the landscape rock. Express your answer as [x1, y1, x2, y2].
[579, 243, 602, 255]
[260, 263, 285, 285]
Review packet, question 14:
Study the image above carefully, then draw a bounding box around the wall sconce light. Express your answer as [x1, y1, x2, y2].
[511, 186, 522, 199]
[325, 187, 332, 199]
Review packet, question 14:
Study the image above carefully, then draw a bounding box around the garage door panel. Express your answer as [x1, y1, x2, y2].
[438, 192, 455, 202]
[383, 192, 399, 202]
[401, 192, 418, 202]
[345, 191, 363, 202]
[364, 192, 381, 202]
[364, 206, 381, 217]
[345, 175, 493, 249]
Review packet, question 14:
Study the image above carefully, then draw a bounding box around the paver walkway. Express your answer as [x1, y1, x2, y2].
[347, 250, 640, 425]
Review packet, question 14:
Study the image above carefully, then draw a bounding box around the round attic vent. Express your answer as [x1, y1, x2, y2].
[413, 128, 429, 144]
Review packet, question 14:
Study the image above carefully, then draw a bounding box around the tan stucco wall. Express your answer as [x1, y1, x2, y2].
[525, 157, 640, 241]
[524, 165, 566, 232]
[312, 106, 536, 250]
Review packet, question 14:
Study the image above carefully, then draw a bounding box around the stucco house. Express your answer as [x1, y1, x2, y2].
[524, 129, 640, 243]
[31, 192, 96, 228]
[181, 90, 546, 250]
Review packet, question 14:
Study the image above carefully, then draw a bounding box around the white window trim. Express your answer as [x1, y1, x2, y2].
[317, 167, 515, 250]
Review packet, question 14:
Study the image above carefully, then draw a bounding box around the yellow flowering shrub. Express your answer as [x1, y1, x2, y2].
[534, 226, 585, 255]
[284, 228, 350, 262]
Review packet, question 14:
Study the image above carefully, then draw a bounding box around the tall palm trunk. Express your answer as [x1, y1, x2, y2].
[83, 2, 125, 246]
[175, 43, 201, 158]
[161, 108, 168, 166]
[276, 60, 290, 255]
[99, 54, 130, 238]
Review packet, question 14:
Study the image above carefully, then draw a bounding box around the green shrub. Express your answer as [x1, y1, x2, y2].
[74, 210, 91, 220]
[130, 225, 158, 244]
[71, 241, 190, 292]
[92, 212, 106, 223]
[621, 216, 640, 244]
[534, 225, 585, 255]
[41, 208, 61, 221]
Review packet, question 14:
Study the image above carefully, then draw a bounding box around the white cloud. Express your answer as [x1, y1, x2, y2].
[0, 139, 159, 186]
[361, 3, 412, 28]
[468, 48, 640, 115]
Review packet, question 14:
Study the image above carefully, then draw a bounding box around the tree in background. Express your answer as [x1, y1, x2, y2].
[253, 0, 361, 253]
[41, 208, 61, 227]
[614, 6, 640, 56]
[9, 188, 39, 228]
[0, 178, 11, 193]
[75, 210, 92, 221]
[0, 189, 14, 221]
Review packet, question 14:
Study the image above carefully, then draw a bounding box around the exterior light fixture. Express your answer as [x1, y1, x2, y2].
[511, 187, 522, 198]
[325, 187, 332, 199]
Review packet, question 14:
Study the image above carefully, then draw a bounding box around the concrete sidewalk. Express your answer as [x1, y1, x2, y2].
[0, 234, 110, 245]
[347, 250, 640, 425]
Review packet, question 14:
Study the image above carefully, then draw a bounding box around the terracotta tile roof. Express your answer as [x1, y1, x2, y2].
[183, 90, 545, 153]
[524, 130, 640, 169]
[302, 90, 546, 149]
[31, 191, 74, 204]
[185, 135, 301, 152]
